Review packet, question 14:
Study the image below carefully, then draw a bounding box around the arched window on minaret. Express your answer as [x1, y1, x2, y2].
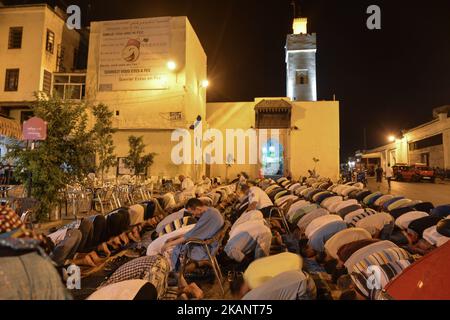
[295, 70, 309, 85]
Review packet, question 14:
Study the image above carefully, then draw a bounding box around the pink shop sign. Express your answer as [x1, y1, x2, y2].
[23, 117, 47, 141]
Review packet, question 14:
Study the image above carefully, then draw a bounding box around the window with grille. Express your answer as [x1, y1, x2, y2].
[295, 70, 309, 85]
[4, 69, 20, 91]
[46, 29, 55, 53]
[43, 70, 52, 95]
[8, 27, 23, 49]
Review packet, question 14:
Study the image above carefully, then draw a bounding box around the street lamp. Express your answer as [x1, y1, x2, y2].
[167, 60, 177, 71]
[200, 79, 209, 88]
[388, 135, 396, 142]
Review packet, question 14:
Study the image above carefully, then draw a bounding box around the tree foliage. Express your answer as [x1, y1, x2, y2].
[123, 135, 156, 183]
[7, 95, 95, 221]
[91, 104, 117, 183]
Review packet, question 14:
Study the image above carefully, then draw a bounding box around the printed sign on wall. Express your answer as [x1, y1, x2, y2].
[98, 17, 171, 91]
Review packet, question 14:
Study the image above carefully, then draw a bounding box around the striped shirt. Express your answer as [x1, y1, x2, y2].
[159, 216, 196, 237]
[349, 209, 378, 227]
[352, 246, 413, 274]
[351, 260, 412, 299]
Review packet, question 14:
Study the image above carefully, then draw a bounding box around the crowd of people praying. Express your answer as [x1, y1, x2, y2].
[1, 172, 449, 300]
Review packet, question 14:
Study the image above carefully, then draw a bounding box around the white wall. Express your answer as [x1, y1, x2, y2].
[87, 16, 207, 179]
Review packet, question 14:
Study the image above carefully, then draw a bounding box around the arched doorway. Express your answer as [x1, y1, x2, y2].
[261, 138, 284, 177]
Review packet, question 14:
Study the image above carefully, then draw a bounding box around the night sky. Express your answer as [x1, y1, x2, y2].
[5, 0, 450, 161]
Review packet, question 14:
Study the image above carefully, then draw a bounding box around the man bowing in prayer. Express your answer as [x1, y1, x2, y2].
[161, 198, 224, 271]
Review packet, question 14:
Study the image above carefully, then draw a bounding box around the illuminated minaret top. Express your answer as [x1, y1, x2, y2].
[292, 17, 308, 35]
[286, 16, 317, 101]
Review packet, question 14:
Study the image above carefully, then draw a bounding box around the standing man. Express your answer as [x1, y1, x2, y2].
[375, 165, 384, 190]
[385, 163, 394, 191]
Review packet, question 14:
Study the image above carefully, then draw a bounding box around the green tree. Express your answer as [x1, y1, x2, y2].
[91, 104, 117, 183]
[123, 136, 156, 184]
[7, 94, 95, 221]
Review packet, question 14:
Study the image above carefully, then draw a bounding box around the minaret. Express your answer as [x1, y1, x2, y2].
[286, 16, 317, 101]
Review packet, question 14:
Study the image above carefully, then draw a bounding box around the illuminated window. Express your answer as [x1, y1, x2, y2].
[8, 27, 23, 49]
[296, 70, 309, 85]
[46, 29, 55, 53]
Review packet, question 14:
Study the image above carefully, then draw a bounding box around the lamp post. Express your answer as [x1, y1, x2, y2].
[167, 60, 178, 83]
[167, 60, 177, 71]
[200, 79, 209, 89]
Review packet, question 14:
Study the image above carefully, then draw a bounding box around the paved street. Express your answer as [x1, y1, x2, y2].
[367, 177, 450, 206]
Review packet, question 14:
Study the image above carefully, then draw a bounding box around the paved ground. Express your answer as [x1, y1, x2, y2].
[366, 177, 450, 206]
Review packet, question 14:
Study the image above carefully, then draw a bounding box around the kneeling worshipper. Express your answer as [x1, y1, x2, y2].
[239, 184, 274, 218]
[343, 240, 399, 273]
[395, 211, 430, 230]
[388, 211, 438, 252]
[0, 207, 80, 267]
[241, 270, 317, 300]
[297, 208, 329, 235]
[155, 206, 196, 237]
[324, 228, 372, 261]
[224, 215, 272, 263]
[397, 215, 443, 255]
[423, 219, 450, 247]
[338, 260, 412, 300]
[0, 237, 72, 300]
[229, 209, 264, 231]
[159, 198, 224, 271]
[338, 245, 414, 300]
[286, 200, 309, 220]
[348, 211, 394, 239]
[300, 215, 347, 259]
[336, 239, 381, 268]
[177, 175, 196, 204]
[196, 175, 212, 196]
[289, 203, 321, 225]
[87, 280, 158, 300]
[99, 254, 170, 299]
[229, 252, 304, 299]
[161, 193, 177, 211]
[349, 245, 414, 275]
[430, 205, 450, 219]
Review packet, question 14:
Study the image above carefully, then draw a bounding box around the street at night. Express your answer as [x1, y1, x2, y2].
[367, 178, 450, 207]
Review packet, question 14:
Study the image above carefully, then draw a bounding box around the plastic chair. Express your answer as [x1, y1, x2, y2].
[268, 206, 291, 234]
[179, 221, 231, 297]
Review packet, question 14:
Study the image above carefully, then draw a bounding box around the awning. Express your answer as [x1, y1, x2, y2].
[254, 99, 292, 113]
[0, 116, 22, 140]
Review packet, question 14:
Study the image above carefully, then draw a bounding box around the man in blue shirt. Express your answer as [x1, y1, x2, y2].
[161, 198, 224, 271]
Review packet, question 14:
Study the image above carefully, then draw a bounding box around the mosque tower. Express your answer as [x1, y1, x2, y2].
[285, 4, 317, 101]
